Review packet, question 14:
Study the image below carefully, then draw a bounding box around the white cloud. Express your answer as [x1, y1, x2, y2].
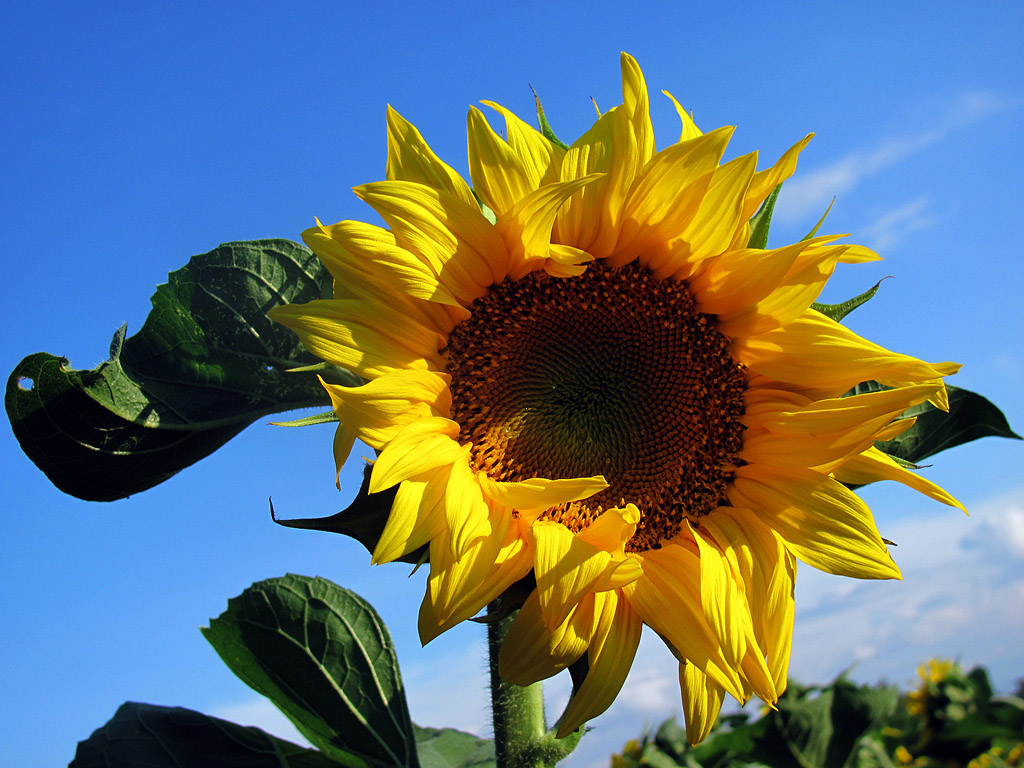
[860, 197, 935, 251]
[777, 90, 1012, 223]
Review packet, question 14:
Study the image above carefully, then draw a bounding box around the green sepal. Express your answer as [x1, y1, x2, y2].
[70, 702, 344, 768]
[271, 463, 426, 565]
[532, 87, 569, 150]
[802, 197, 835, 241]
[747, 184, 782, 249]
[812, 277, 890, 323]
[6, 239, 344, 501]
[846, 382, 1022, 464]
[202, 575, 420, 768]
[273, 410, 340, 427]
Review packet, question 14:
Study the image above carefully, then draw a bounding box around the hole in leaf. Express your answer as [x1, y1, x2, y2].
[18, 377, 35, 391]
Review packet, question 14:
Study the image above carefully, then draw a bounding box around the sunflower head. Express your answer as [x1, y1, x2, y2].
[271, 53, 963, 742]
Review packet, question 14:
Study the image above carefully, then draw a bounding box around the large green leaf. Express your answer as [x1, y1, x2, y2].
[6, 239, 351, 501]
[70, 702, 342, 768]
[202, 575, 419, 768]
[413, 726, 496, 768]
[848, 383, 1022, 464]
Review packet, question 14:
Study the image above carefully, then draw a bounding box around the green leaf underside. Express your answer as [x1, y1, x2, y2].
[273, 463, 426, 565]
[812, 277, 889, 322]
[849, 383, 1023, 464]
[70, 702, 341, 768]
[202, 575, 419, 768]
[6, 239, 348, 501]
[413, 726, 496, 768]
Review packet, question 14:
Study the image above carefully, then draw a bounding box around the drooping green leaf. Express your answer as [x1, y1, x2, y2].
[413, 726, 496, 768]
[847, 383, 1023, 464]
[70, 702, 342, 768]
[272, 463, 425, 565]
[202, 575, 419, 768]
[812, 278, 890, 322]
[747, 184, 782, 249]
[6, 239, 349, 501]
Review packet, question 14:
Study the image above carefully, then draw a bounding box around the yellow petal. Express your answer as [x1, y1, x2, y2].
[741, 383, 941, 471]
[372, 464, 450, 564]
[499, 591, 596, 685]
[662, 90, 702, 142]
[481, 100, 564, 188]
[499, 173, 603, 278]
[467, 106, 533, 217]
[689, 237, 840, 317]
[478, 473, 608, 513]
[717, 243, 847, 337]
[615, 126, 734, 264]
[578, 504, 640, 553]
[321, 369, 452, 451]
[672, 150, 758, 265]
[269, 298, 444, 378]
[556, 590, 642, 737]
[741, 133, 814, 226]
[679, 662, 725, 746]
[833, 446, 967, 514]
[624, 544, 746, 700]
[702, 508, 795, 694]
[355, 180, 509, 300]
[620, 52, 655, 167]
[445, 454, 497, 558]
[533, 521, 612, 631]
[386, 105, 478, 209]
[730, 464, 902, 579]
[556, 105, 638, 258]
[733, 309, 961, 399]
[302, 219, 463, 311]
[690, 528, 748, 671]
[369, 417, 463, 493]
[424, 515, 533, 637]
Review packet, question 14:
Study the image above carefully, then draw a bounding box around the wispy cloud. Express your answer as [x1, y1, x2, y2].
[778, 90, 1012, 223]
[860, 196, 936, 251]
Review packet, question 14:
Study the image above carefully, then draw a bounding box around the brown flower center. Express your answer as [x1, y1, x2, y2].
[445, 260, 745, 551]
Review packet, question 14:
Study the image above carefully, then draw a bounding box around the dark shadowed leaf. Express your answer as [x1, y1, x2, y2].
[413, 726, 496, 768]
[848, 383, 1022, 464]
[6, 239, 350, 501]
[70, 702, 344, 768]
[272, 463, 426, 565]
[202, 575, 419, 768]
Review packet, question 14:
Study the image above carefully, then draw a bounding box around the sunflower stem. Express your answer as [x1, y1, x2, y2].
[487, 602, 560, 768]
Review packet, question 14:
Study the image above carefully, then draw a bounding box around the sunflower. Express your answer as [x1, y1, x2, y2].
[271, 53, 964, 744]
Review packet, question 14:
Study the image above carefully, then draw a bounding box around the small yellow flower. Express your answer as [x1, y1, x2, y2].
[273, 53, 963, 742]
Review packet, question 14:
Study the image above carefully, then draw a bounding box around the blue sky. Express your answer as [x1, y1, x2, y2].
[2, 2, 1022, 766]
